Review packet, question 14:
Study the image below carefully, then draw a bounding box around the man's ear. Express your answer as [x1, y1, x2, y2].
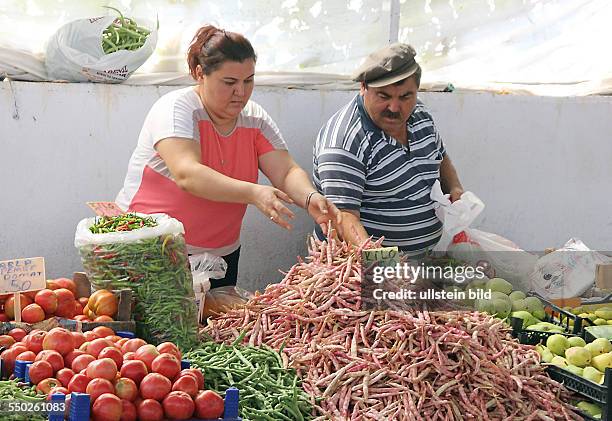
[359, 82, 367, 95]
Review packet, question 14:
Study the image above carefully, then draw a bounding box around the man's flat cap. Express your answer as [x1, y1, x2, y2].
[352, 43, 419, 88]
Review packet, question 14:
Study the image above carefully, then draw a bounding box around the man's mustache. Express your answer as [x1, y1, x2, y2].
[380, 109, 401, 119]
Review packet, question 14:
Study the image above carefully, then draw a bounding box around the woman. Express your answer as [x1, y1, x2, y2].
[116, 25, 340, 287]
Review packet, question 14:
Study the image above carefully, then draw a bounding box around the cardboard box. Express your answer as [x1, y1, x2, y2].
[596, 264, 612, 289]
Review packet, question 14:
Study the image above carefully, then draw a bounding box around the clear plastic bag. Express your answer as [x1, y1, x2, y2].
[530, 238, 612, 299]
[189, 253, 227, 322]
[75, 213, 198, 350]
[430, 180, 537, 291]
[45, 15, 157, 83]
[203, 286, 252, 318]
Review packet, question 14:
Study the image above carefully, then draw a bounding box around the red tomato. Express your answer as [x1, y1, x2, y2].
[105, 335, 122, 343]
[5, 296, 32, 320]
[123, 352, 136, 361]
[15, 350, 36, 362]
[116, 338, 129, 348]
[28, 360, 54, 384]
[135, 345, 159, 371]
[0, 348, 18, 375]
[67, 373, 91, 393]
[35, 350, 64, 373]
[194, 390, 224, 419]
[0, 313, 9, 322]
[0, 335, 16, 348]
[120, 399, 137, 421]
[87, 338, 115, 358]
[68, 331, 84, 347]
[34, 289, 58, 314]
[83, 331, 99, 342]
[177, 368, 205, 390]
[115, 377, 138, 402]
[8, 328, 27, 342]
[74, 301, 84, 316]
[64, 350, 86, 368]
[47, 386, 69, 396]
[99, 346, 123, 370]
[54, 288, 76, 318]
[163, 391, 194, 420]
[86, 378, 115, 402]
[92, 326, 115, 338]
[71, 354, 95, 373]
[156, 342, 181, 361]
[52, 278, 78, 297]
[171, 374, 198, 398]
[21, 303, 45, 323]
[86, 358, 118, 381]
[36, 378, 61, 394]
[121, 338, 147, 354]
[120, 360, 148, 385]
[42, 328, 75, 356]
[151, 353, 180, 380]
[24, 330, 46, 353]
[78, 297, 89, 307]
[140, 373, 171, 401]
[137, 399, 164, 421]
[92, 392, 122, 421]
[55, 368, 75, 387]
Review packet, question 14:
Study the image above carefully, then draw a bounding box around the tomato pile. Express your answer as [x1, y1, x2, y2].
[0, 278, 119, 323]
[0, 327, 225, 420]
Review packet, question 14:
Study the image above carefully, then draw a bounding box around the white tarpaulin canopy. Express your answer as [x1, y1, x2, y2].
[1, 0, 611, 95]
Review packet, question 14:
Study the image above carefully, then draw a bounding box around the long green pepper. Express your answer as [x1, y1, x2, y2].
[79, 215, 199, 351]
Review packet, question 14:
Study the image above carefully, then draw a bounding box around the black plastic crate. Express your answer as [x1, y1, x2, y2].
[547, 365, 612, 420]
[510, 316, 578, 345]
[510, 292, 587, 345]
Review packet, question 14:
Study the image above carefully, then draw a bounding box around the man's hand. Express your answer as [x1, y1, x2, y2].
[449, 187, 464, 203]
[307, 193, 342, 233]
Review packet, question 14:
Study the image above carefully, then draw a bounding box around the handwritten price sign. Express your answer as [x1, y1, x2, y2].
[86, 202, 124, 217]
[0, 257, 46, 294]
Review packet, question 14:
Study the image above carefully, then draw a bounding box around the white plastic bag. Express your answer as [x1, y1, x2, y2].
[189, 253, 227, 322]
[45, 16, 157, 83]
[431, 180, 485, 250]
[430, 181, 537, 291]
[75, 213, 183, 247]
[530, 238, 612, 299]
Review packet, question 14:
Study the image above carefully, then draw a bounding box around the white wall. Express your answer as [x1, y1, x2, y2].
[1, 81, 611, 292]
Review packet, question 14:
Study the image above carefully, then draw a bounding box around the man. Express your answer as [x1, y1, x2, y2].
[313, 43, 464, 254]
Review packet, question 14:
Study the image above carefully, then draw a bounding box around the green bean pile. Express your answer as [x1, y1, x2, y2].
[78, 228, 199, 351]
[89, 213, 157, 234]
[102, 7, 151, 54]
[0, 380, 46, 421]
[185, 342, 315, 421]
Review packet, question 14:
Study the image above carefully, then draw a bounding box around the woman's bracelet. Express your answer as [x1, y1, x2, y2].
[305, 191, 319, 210]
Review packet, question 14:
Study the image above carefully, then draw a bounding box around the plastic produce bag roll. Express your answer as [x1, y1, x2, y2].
[75, 213, 198, 350]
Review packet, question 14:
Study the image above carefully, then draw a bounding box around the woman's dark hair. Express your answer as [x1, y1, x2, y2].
[187, 25, 257, 79]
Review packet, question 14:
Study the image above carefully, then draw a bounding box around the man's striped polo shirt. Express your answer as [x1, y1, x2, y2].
[313, 94, 446, 253]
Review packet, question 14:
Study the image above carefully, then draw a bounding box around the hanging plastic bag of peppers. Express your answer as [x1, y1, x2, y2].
[74, 212, 199, 351]
[45, 7, 158, 83]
